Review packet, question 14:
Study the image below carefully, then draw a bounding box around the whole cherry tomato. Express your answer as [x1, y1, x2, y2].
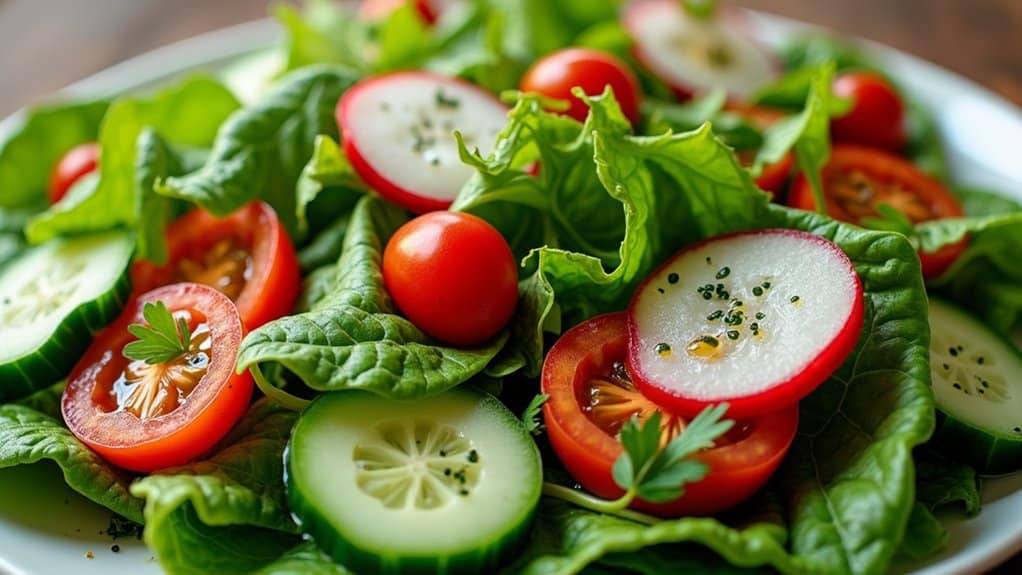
[520, 48, 644, 126]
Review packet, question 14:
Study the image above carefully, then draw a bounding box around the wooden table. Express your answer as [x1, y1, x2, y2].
[0, 0, 1019, 573]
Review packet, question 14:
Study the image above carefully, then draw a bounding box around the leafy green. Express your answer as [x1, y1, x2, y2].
[904, 101, 948, 181]
[131, 399, 300, 575]
[26, 77, 239, 244]
[157, 66, 360, 236]
[756, 64, 835, 210]
[614, 406, 732, 503]
[0, 404, 143, 522]
[253, 542, 352, 575]
[294, 135, 364, 239]
[236, 195, 507, 399]
[914, 448, 981, 516]
[133, 129, 207, 264]
[12, 381, 66, 419]
[957, 186, 1022, 217]
[928, 214, 1022, 335]
[0, 99, 109, 209]
[275, 0, 368, 73]
[522, 393, 549, 435]
[123, 300, 192, 364]
[0, 205, 35, 267]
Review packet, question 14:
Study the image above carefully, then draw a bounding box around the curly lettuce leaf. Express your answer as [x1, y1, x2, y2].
[237, 195, 507, 398]
[130, 399, 300, 575]
[0, 404, 143, 522]
[26, 77, 238, 244]
[157, 66, 360, 236]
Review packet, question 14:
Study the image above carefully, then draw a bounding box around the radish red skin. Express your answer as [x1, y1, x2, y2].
[626, 229, 864, 419]
[337, 71, 508, 214]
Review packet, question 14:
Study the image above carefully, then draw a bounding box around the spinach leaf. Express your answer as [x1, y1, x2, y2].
[236, 195, 507, 399]
[26, 77, 238, 244]
[131, 399, 300, 575]
[0, 404, 143, 522]
[134, 129, 208, 264]
[254, 542, 353, 575]
[0, 98, 109, 209]
[956, 186, 1022, 217]
[294, 135, 364, 239]
[12, 381, 66, 419]
[157, 66, 361, 236]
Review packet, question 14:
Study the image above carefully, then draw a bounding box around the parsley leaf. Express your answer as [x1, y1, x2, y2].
[122, 301, 192, 365]
[612, 404, 733, 503]
[522, 393, 549, 436]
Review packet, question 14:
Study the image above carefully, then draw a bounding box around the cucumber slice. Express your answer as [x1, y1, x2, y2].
[0, 231, 133, 400]
[286, 388, 542, 574]
[929, 297, 1022, 474]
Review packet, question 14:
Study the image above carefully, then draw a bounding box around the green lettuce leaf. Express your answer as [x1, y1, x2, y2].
[133, 129, 208, 264]
[0, 99, 109, 210]
[957, 186, 1022, 217]
[157, 66, 360, 236]
[26, 77, 239, 244]
[926, 214, 1022, 335]
[294, 135, 364, 239]
[0, 404, 143, 522]
[11, 381, 66, 419]
[236, 195, 507, 399]
[131, 399, 300, 575]
[254, 542, 353, 575]
[275, 0, 368, 73]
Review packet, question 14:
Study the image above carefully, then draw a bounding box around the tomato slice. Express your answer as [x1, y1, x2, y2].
[788, 144, 967, 279]
[541, 312, 798, 517]
[132, 201, 300, 329]
[727, 104, 794, 195]
[62, 283, 253, 472]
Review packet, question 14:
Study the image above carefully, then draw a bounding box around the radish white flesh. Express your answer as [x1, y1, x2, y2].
[338, 71, 508, 213]
[627, 230, 863, 419]
[625, 0, 777, 99]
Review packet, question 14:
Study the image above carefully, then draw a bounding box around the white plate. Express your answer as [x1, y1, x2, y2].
[1, 12, 1020, 575]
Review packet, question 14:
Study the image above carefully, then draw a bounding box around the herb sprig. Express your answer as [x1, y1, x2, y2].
[122, 301, 192, 364]
[522, 393, 549, 436]
[541, 404, 733, 523]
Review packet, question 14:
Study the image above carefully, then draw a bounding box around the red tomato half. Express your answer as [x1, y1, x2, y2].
[727, 104, 795, 195]
[520, 48, 643, 126]
[541, 312, 799, 517]
[49, 142, 99, 204]
[831, 72, 906, 151]
[132, 201, 300, 329]
[788, 144, 967, 279]
[62, 283, 253, 472]
[383, 211, 518, 345]
[360, 0, 437, 24]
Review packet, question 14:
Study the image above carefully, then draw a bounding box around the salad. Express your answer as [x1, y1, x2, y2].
[1, 0, 1021, 574]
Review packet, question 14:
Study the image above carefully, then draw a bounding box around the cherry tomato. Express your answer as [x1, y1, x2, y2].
[359, 0, 437, 24]
[49, 142, 99, 204]
[520, 48, 643, 126]
[727, 104, 795, 195]
[788, 144, 967, 279]
[831, 72, 906, 151]
[383, 211, 518, 345]
[131, 201, 300, 329]
[62, 283, 253, 472]
[541, 312, 799, 517]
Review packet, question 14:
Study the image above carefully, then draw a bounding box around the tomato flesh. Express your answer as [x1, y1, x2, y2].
[520, 48, 643, 126]
[788, 144, 967, 279]
[62, 283, 253, 472]
[383, 211, 518, 345]
[132, 201, 299, 329]
[831, 72, 906, 151]
[542, 312, 798, 517]
[49, 142, 99, 204]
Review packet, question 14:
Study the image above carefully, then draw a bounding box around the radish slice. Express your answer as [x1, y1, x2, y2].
[624, 0, 777, 100]
[627, 229, 863, 419]
[337, 71, 508, 213]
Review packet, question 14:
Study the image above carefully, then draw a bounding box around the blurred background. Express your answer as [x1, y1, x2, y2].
[0, 0, 1020, 115]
